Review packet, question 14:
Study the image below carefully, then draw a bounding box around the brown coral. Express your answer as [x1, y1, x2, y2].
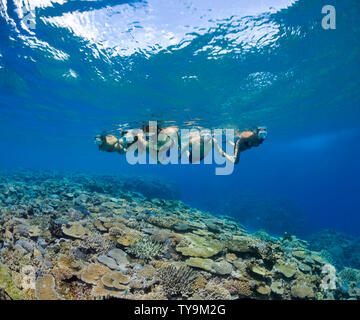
[80, 263, 111, 285]
[291, 284, 315, 299]
[198, 281, 232, 300]
[61, 223, 89, 239]
[101, 271, 130, 290]
[224, 280, 253, 297]
[35, 274, 63, 300]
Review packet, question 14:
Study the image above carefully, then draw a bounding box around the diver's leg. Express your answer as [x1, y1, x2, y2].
[188, 151, 193, 164]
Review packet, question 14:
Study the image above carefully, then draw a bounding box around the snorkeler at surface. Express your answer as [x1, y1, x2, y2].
[179, 127, 267, 163]
[141, 124, 180, 162]
[95, 126, 267, 164]
[180, 129, 213, 163]
[95, 125, 180, 163]
[95, 134, 127, 154]
[213, 127, 267, 164]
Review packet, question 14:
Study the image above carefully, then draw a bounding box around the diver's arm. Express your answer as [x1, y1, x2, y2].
[157, 140, 175, 163]
[213, 138, 243, 164]
[157, 144, 171, 162]
[114, 142, 125, 154]
[158, 127, 178, 154]
[136, 133, 149, 155]
[138, 134, 161, 163]
[213, 139, 236, 164]
[217, 131, 261, 164]
[156, 138, 170, 163]
[180, 143, 189, 159]
[233, 139, 242, 164]
[179, 140, 191, 160]
[158, 137, 175, 159]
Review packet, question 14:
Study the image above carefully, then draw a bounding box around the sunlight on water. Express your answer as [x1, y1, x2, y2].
[38, 0, 295, 57]
[1, 0, 358, 139]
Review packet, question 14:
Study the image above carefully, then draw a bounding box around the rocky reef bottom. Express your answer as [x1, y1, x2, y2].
[0, 170, 359, 300]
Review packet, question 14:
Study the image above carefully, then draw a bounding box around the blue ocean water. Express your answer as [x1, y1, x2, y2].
[0, 0, 359, 240]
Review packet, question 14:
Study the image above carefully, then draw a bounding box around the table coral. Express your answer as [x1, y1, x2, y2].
[80, 263, 111, 285]
[107, 248, 129, 270]
[61, 223, 89, 239]
[291, 284, 315, 299]
[257, 285, 271, 295]
[185, 257, 213, 271]
[176, 233, 223, 258]
[101, 271, 130, 290]
[270, 280, 285, 295]
[35, 274, 63, 300]
[274, 261, 298, 278]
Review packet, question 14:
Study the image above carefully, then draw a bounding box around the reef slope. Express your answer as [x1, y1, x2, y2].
[0, 171, 358, 300]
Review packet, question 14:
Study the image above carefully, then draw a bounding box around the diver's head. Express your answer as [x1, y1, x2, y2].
[256, 126, 267, 141]
[200, 130, 212, 143]
[95, 134, 118, 151]
[141, 124, 162, 135]
[120, 131, 138, 146]
[94, 135, 104, 146]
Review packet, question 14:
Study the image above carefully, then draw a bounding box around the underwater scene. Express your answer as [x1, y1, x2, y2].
[0, 0, 359, 301]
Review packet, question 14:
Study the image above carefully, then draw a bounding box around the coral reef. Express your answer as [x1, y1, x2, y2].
[0, 263, 24, 299]
[0, 170, 357, 300]
[214, 193, 310, 236]
[308, 229, 360, 270]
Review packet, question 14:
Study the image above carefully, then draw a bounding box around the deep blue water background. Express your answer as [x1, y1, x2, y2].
[0, 0, 359, 238]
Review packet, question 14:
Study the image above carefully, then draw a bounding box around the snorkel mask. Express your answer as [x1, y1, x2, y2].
[121, 133, 131, 144]
[200, 130, 212, 143]
[121, 131, 138, 145]
[94, 135, 103, 146]
[257, 127, 267, 140]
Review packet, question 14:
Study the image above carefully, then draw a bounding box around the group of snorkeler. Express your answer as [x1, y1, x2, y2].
[95, 124, 267, 164]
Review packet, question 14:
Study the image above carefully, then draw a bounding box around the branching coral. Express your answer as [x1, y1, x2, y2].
[126, 236, 163, 261]
[158, 265, 197, 297]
